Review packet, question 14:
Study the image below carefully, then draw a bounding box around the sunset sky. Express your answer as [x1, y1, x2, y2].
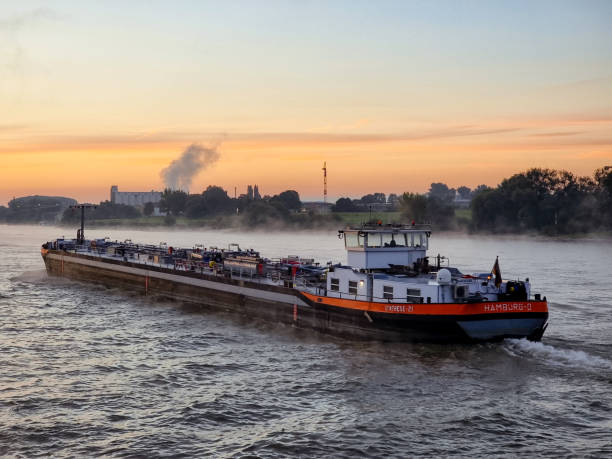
[1, 0, 611, 205]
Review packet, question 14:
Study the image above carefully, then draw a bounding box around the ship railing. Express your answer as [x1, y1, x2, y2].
[227, 268, 304, 286]
[229, 269, 283, 284]
[293, 277, 320, 289]
[327, 291, 430, 303]
[297, 284, 326, 296]
[267, 271, 282, 283]
[343, 223, 432, 231]
[228, 268, 257, 281]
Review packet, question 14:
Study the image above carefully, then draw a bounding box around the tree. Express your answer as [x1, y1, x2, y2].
[428, 183, 455, 203]
[472, 184, 491, 196]
[603, 170, 612, 195]
[202, 186, 232, 214]
[185, 194, 208, 218]
[471, 189, 504, 231]
[399, 193, 428, 222]
[61, 201, 140, 223]
[399, 192, 455, 229]
[332, 197, 358, 212]
[426, 196, 455, 229]
[243, 200, 285, 226]
[160, 189, 188, 216]
[457, 186, 471, 200]
[184, 186, 234, 218]
[594, 166, 612, 227]
[143, 202, 155, 216]
[594, 166, 612, 195]
[470, 168, 601, 234]
[271, 190, 301, 211]
[359, 193, 386, 204]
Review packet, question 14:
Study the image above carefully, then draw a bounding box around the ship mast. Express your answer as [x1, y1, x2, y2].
[70, 204, 97, 244]
[322, 161, 327, 206]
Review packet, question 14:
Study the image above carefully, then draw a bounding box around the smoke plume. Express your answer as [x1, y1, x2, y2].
[160, 143, 220, 191]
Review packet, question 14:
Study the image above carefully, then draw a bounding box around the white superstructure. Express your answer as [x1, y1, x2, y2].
[343, 226, 429, 270]
[328, 225, 531, 304]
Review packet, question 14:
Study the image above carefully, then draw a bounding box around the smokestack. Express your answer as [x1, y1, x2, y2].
[160, 143, 220, 192]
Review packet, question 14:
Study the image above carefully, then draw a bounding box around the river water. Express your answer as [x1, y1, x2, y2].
[1, 224, 611, 457]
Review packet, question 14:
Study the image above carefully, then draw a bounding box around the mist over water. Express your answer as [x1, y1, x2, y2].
[1, 225, 611, 456]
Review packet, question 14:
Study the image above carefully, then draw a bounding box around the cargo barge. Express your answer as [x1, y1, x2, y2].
[41, 224, 548, 343]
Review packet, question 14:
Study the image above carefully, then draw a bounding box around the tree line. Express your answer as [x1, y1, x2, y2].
[469, 167, 612, 234]
[3, 165, 610, 234]
[61, 201, 141, 223]
[333, 182, 483, 230]
[333, 166, 612, 234]
[156, 186, 301, 219]
[59, 186, 323, 228]
[332, 183, 486, 214]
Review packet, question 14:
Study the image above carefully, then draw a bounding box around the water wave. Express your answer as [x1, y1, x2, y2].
[9, 269, 48, 283]
[504, 338, 612, 371]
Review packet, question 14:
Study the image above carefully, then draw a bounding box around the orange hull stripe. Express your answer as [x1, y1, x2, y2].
[299, 291, 548, 316]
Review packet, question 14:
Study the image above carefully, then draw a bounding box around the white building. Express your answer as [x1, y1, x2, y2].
[110, 186, 162, 207]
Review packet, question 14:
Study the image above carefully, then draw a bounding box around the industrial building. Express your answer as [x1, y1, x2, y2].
[110, 186, 161, 206]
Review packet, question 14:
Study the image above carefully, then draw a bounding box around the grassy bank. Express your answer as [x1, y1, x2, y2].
[81, 212, 404, 230]
[333, 211, 402, 226]
[75, 209, 473, 230]
[87, 216, 220, 228]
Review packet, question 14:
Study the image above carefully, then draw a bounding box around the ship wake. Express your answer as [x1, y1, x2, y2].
[10, 269, 48, 283]
[503, 338, 612, 371]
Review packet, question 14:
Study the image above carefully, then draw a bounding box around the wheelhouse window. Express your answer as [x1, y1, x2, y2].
[348, 280, 358, 295]
[383, 285, 393, 299]
[410, 232, 428, 249]
[381, 233, 393, 247]
[367, 233, 382, 248]
[393, 233, 407, 246]
[407, 288, 422, 303]
[344, 232, 364, 248]
[330, 278, 340, 291]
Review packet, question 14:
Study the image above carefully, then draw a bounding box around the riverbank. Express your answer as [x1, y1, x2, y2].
[5, 207, 612, 239]
[56, 211, 404, 230]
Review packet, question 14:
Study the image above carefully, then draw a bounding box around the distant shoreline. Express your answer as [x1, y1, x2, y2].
[3, 220, 611, 241]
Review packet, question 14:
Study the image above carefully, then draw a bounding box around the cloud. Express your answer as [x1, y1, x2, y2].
[1, 8, 61, 90]
[0, 125, 520, 151]
[529, 131, 584, 137]
[0, 8, 58, 33]
[0, 118, 610, 156]
[0, 124, 28, 132]
[574, 150, 612, 160]
[219, 126, 522, 145]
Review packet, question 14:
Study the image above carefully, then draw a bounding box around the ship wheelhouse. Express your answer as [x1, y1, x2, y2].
[340, 225, 430, 270]
[327, 225, 440, 304]
[327, 224, 536, 306]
